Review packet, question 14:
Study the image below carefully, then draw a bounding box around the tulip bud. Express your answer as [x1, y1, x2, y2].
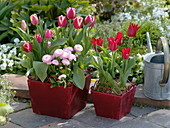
[45, 29, 54, 39]
[21, 20, 27, 30]
[23, 42, 32, 52]
[85, 15, 95, 27]
[115, 32, 123, 46]
[73, 16, 83, 29]
[122, 47, 131, 59]
[35, 34, 42, 43]
[58, 15, 67, 27]
[66, 7, 76, 19]
[108, 37, 117, 51]
[127, 22, 140, 37]
[30, 14, 38, 25]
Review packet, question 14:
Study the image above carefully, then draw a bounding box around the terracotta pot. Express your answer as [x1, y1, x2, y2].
[27, 73, 92, 119]
[91, 85, 136, 120]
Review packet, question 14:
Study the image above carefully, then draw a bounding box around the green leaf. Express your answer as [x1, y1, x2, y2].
[0, 24, 8, 31]
[0, 31, 8, 41]
[103, 71, 115, 88]
[49, 38, 67, 52]
[11, 27, 30, 41]
[33, 61, 48, 82]
[0, 102, 13, 116]
[21, 59, 31, 68]
[73, 64, 85, 90]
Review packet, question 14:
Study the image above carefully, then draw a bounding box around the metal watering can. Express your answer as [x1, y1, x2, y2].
[143, 32, 170, 100]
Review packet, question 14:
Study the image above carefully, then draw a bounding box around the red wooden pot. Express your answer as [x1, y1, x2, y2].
[27, 73, 92, 119]
[91, 85, 136, 120]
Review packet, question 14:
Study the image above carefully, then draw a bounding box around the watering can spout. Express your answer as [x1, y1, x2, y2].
[146, 32, 153, 53]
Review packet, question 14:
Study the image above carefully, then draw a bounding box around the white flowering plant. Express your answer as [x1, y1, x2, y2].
[0, 40, 26, 75]
[12, 7, 95, 89]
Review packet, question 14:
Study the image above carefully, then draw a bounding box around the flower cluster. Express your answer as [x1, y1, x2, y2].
[57, 7, 95, 29]
[14, 7, 95, 89]
[42, 44, 82, 66]
[91, 22, 140, 92]
[0, 40, 25, 74]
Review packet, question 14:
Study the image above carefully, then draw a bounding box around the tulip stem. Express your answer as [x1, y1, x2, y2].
[128, 37, 133, 48]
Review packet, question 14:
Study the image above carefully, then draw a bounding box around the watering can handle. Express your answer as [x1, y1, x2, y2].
[156, 37, 170, 87]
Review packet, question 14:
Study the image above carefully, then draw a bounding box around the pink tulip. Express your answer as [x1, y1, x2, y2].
[62, 59, 70, 65]
[30, 14, 38, 25]
[35, 34, 42, 43]
[85, 15, 95, 27]
[58, 15, 67, 27]
[21, 20, 27, 30]
[66, 7, 76, 19]
[23, 42, 32, 52]
[45, 29, 53, 39]
[73, 16, 83, 29]
[42, 54, 53, 64]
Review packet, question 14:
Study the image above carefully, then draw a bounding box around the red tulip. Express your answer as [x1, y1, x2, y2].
[85, 15, 95, 27]
[45, 29, 53, 39]
[58, 15, 67, 27]
[23, 42, 32, 52]
[108, 37, 117, 51]
[66, 7, 76, 19]
[35, 34, 42, 43]
[127, 22, 140, 37]
[122, 47, 131, 59]
[73, 16, 83, 29]
[30, 14, 38, 25]
[91, 37, 103, 52]
[21, 20, 27, 30]
[115, 32, 123, 46]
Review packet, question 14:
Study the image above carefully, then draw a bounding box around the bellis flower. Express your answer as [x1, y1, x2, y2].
[52, 60, 59, 65]
[54, 49, 63, 57]
[62, 59, 70, 65]
[58, 74, 67, 80]
[42, 55, 53, 64]
[74, 44, 83, 52]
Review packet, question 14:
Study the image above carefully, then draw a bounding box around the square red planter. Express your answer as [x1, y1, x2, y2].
[91, 85, 136, 120]
[27, 73, 92, 119]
